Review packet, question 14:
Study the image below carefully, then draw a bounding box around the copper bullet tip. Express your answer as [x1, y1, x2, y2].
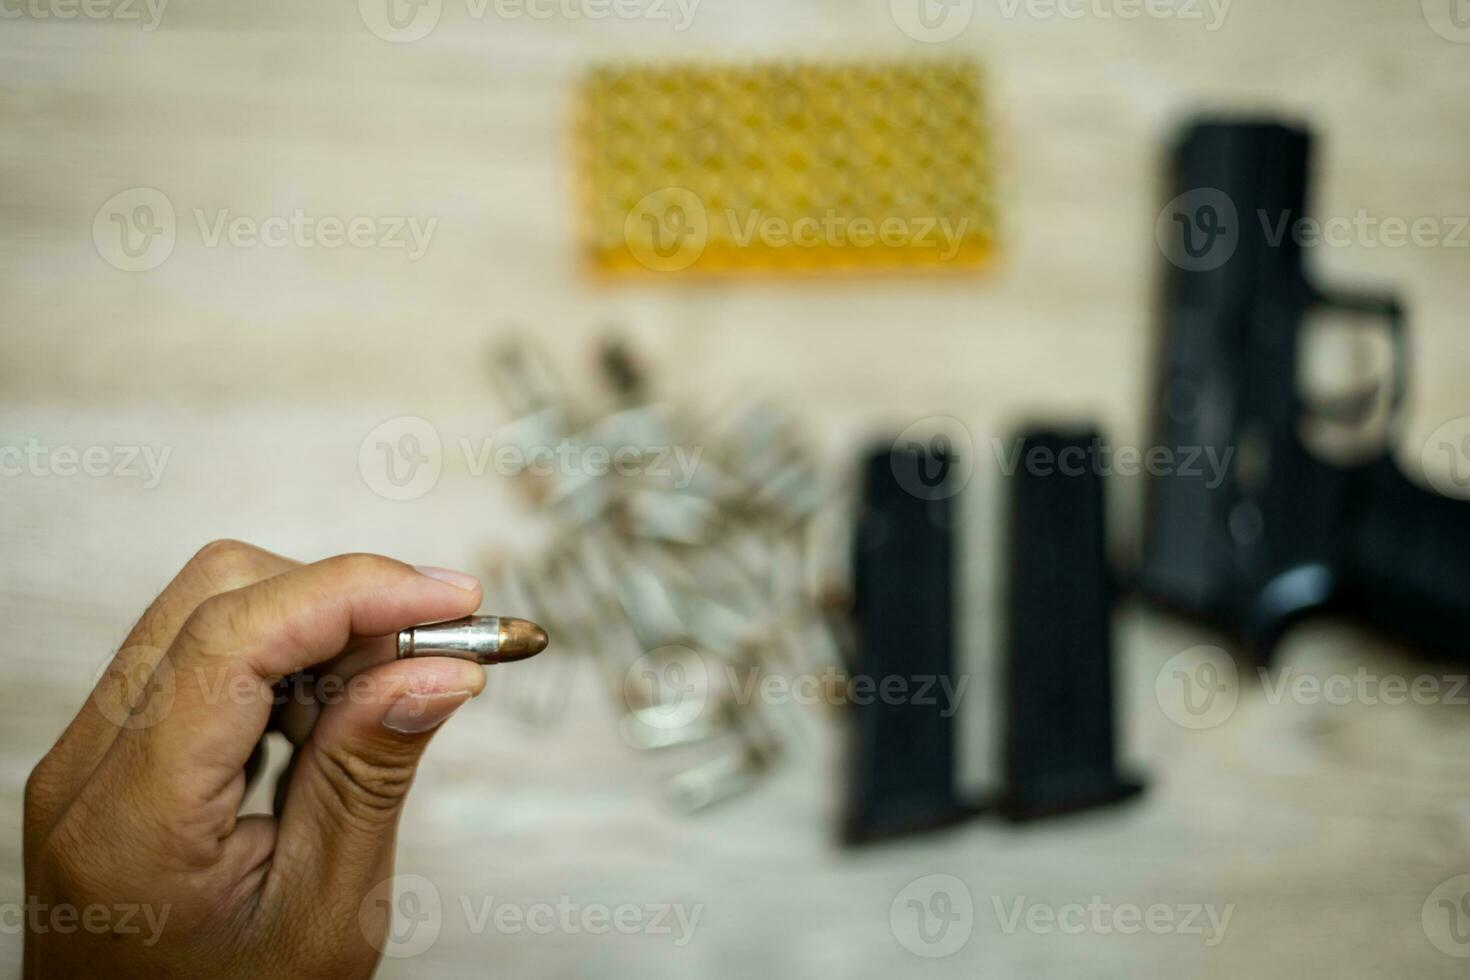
[496, 617, 550, 662]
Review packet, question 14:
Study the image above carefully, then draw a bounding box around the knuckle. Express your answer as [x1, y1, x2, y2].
[326, 552, 398, 580]
[35, 840, 81, 895]
[179, 591, 250, 655]
[316, 743, 417, 819]
[187, 538, 263, 590]
[23, 757, 60, 826]
[37, 810, 106, 900]
[24, 758, 48, 804]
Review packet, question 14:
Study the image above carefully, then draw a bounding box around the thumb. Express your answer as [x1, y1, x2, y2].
[265, 657, 485, 961]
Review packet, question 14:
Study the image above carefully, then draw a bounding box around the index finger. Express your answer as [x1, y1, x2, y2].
[82, 555, 481, 857]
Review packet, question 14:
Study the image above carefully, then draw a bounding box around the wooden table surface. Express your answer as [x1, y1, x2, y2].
[4, 1, 1470, 975]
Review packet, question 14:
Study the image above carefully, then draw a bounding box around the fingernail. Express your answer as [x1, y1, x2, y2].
[413, 565, 481, 592]
[383, 690, 473, 734]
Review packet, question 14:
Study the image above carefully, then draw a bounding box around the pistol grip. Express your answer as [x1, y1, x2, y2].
[1350, 460, 1470, 659]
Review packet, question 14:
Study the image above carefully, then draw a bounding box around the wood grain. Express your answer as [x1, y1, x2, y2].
[3, 1, 1470, 975]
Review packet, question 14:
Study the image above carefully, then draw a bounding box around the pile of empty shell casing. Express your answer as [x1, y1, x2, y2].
[478, 335, 853, 812]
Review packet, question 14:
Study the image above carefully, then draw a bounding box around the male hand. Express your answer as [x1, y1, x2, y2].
[23, 541, 488, 978]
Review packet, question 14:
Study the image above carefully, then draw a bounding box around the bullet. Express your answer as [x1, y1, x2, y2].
[397, 616, 550, 665]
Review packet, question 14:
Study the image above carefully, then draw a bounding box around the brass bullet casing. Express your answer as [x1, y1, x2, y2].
[397, 616, 550, 666]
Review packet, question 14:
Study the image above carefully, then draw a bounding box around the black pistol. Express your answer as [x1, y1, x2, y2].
[1141, 118, 1470, 660]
